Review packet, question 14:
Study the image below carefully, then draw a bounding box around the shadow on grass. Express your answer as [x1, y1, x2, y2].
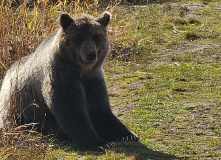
[1, 125, 184, 159]
[112, 141, 183, 160]
[2, 128, 184, 159]
[56, 138, 184, 160]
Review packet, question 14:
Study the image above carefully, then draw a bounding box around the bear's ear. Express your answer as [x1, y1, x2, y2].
[96, 11, 112, 27]
[59, 13, 74, 31]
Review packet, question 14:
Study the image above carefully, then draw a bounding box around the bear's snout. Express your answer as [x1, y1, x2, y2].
[86, 51, 96, 61]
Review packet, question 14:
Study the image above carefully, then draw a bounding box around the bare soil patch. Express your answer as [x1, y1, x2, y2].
[172, 2, 210, 10]
[108, 45, 140, 62]
[165, 43, 217, 54]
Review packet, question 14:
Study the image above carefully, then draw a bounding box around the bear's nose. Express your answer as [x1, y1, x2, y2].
[87, 51, 96, 61]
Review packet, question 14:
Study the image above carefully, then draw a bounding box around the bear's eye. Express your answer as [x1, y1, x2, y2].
[78, 35, 84, 41]
[93, 34, 99, 41]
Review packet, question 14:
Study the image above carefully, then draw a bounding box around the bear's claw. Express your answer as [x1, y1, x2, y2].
[120, 134, 139, 142]
[98, 146, 104, 151]
[97, 142, 115, 151]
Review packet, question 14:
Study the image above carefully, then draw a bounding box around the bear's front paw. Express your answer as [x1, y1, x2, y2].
[116, 132, 139, 142]
[121, 134, 139, 142]
[96, 142, 115, 151]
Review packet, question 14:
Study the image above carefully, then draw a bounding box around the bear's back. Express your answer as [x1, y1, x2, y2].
[0, 31, 59, 129]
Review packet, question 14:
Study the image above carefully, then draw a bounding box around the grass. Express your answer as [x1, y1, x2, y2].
[1, 0, 221, 159]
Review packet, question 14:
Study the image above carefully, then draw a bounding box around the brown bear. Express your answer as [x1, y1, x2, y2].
[0, 11, 138, 150]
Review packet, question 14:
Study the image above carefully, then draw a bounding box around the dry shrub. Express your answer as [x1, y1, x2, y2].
[0, 0, 57, 71]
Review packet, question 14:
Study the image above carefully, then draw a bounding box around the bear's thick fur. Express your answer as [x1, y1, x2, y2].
[0, 11, 138, 150]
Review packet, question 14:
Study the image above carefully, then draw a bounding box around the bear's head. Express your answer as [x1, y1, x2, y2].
[58, 11, 111, 73]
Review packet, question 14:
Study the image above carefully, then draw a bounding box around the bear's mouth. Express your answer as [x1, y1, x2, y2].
[81, 57, 97, 64]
